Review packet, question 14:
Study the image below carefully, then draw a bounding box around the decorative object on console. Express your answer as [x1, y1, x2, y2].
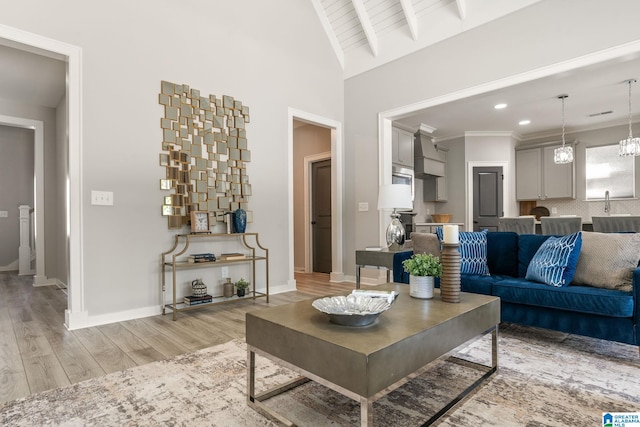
[223, 277, 234, 298]
[159, 81, 252, 230]
[190, 211, 210, 233]
[402, 253, 442, 299]
[553, 94, 573, 164]
[234, 278, 249, 297]
[440, 224, 461, 303]
[233, 208, 247, 233]
[191, 278, 207, 297]
[618, 79, 640, 156]
[377, 184, 412, 251]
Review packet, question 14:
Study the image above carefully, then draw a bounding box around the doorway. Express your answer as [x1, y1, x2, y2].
[311, 158, 331, 273]
[472, 166, 503, 231]
[289, 109, 344, 285]
[0, 26, 83, 329]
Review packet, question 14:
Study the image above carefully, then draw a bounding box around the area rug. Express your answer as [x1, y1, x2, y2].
[0, 323, 638, 426]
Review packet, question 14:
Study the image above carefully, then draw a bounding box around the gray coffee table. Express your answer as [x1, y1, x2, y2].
[246, 284, 500, 426]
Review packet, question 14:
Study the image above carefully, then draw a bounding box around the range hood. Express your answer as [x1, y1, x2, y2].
[414, 129, 445, 178]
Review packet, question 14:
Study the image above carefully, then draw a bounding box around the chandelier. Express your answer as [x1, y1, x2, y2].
[553, 94, 573, 164]
[619, 79, 640, 156]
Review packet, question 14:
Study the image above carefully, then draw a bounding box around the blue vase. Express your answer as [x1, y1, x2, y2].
[233, 208, 247, 233]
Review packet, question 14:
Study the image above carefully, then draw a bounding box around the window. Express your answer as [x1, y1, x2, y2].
[585, 144, 634, 199]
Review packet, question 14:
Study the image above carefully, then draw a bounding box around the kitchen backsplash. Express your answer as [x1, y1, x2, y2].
[538, 198, 640, 220]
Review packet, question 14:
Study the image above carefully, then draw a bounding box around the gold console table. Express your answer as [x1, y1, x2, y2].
[161, 232, 269, 320]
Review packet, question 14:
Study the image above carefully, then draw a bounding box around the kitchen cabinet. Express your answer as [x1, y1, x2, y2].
[423, 147, 448, 202]
[392, 127, 414, 167]
[516, 143, 575, 201]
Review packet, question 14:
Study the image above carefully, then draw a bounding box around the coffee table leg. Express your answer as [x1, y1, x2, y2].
[361, 397, 373, 426]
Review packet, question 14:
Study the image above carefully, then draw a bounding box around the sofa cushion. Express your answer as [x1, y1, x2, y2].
[486, 232, 519, 276]
[436, 228, 489, 275]
[572, 231, 640, 292]
[525, 232, 582, 287]
[518, 234, 552, 277]
[461, 274, 512, 295]
[492, 278, 634, 318]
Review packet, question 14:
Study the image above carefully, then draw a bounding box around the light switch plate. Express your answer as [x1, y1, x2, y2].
[91, 190, 114, 206]
[0, 211, 7, 218]
[358, 202, 369, 212]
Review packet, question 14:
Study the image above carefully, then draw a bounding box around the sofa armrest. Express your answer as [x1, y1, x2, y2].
[633, 267, 640, 328]
[393, 251, 413, 283]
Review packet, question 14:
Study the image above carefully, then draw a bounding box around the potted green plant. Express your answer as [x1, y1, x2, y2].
[402, 253, 442, 299]
[235, 278, 250, 297]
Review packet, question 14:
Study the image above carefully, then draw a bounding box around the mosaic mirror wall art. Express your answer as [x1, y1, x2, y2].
[159, 81, 252, 229]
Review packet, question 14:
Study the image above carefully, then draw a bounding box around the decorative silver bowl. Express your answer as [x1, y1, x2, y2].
[312, 295, 392, 326]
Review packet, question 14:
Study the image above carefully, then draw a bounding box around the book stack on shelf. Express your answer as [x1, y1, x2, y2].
[188, 253, 216, 263]
[184, 294, 213, 305]
[219, 252, 246, 261]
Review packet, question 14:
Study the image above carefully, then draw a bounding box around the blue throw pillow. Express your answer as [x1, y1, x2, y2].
[436, 227, 490, 275]
[525, 232, 582, 287]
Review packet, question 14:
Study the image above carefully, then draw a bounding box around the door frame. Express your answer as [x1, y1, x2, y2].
[288, 108, 344, 284]
[0, 24, 85, 330]
[0, 114, 48, 283]
[466, 161, 509, 232]
[304, 152, 331, 273]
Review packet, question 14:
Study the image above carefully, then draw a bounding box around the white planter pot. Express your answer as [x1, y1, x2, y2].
[409, 275, 434, 299]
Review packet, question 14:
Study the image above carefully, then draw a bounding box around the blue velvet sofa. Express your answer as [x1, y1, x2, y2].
[394, 231, 639, 347]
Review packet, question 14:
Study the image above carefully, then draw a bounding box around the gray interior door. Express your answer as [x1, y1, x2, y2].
[473, 166, 503, 232]
[312, 159, 332, 273]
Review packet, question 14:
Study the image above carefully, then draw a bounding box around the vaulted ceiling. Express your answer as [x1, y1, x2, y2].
[310, 0, 541, 78]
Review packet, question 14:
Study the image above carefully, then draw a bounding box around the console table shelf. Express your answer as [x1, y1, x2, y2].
[161, 232, 269, 320]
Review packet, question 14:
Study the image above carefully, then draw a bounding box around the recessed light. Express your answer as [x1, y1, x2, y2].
[519, 120, 531, 125]
[494, 103, 507, 109]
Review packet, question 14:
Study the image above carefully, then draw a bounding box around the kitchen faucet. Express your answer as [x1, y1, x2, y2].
[604, 190, 611, 214]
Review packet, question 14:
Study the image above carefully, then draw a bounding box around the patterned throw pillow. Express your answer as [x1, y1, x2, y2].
[525, 232, 582, 287]
[436, 228, 490, 275]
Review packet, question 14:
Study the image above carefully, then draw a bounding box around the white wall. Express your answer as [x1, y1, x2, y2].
[344, 0, 640, 275]
[0, 0, 343, 325]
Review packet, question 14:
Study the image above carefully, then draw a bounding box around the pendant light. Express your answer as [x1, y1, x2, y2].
[618, 79, 640, 156]
[553, 94, 573, 164]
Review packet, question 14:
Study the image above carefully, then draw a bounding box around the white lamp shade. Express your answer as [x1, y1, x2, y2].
[377, 184, 412, 210]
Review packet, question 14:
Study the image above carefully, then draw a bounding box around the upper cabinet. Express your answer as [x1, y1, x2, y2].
[392, 127, 414, 167]
[423, 146, 448, 202]
[516, 142, 575, 201]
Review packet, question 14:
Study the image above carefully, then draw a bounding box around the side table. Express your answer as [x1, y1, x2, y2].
[355, 248, 413, 288]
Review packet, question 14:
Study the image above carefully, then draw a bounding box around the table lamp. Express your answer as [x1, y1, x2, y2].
[377, 184, 412, 250]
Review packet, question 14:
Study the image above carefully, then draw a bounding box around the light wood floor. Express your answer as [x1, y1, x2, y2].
[0, 271, 353, 405]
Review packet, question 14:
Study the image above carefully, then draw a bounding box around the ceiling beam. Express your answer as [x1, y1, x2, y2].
[351, 0, 378, 56]
[399, 0, 418, 40]
[310, 0, 345, 69]
[455, 0, 467, 20]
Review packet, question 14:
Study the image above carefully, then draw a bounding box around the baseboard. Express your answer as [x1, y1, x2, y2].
[66, 305, 163, 330]
[33, 276, 61, 287]
[66, 281, 298, 330]
[0, 260, 18, 271]
[329, 271, 346, 283]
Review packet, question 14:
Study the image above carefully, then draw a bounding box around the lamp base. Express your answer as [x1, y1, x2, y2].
[385, 213, 406, 251]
